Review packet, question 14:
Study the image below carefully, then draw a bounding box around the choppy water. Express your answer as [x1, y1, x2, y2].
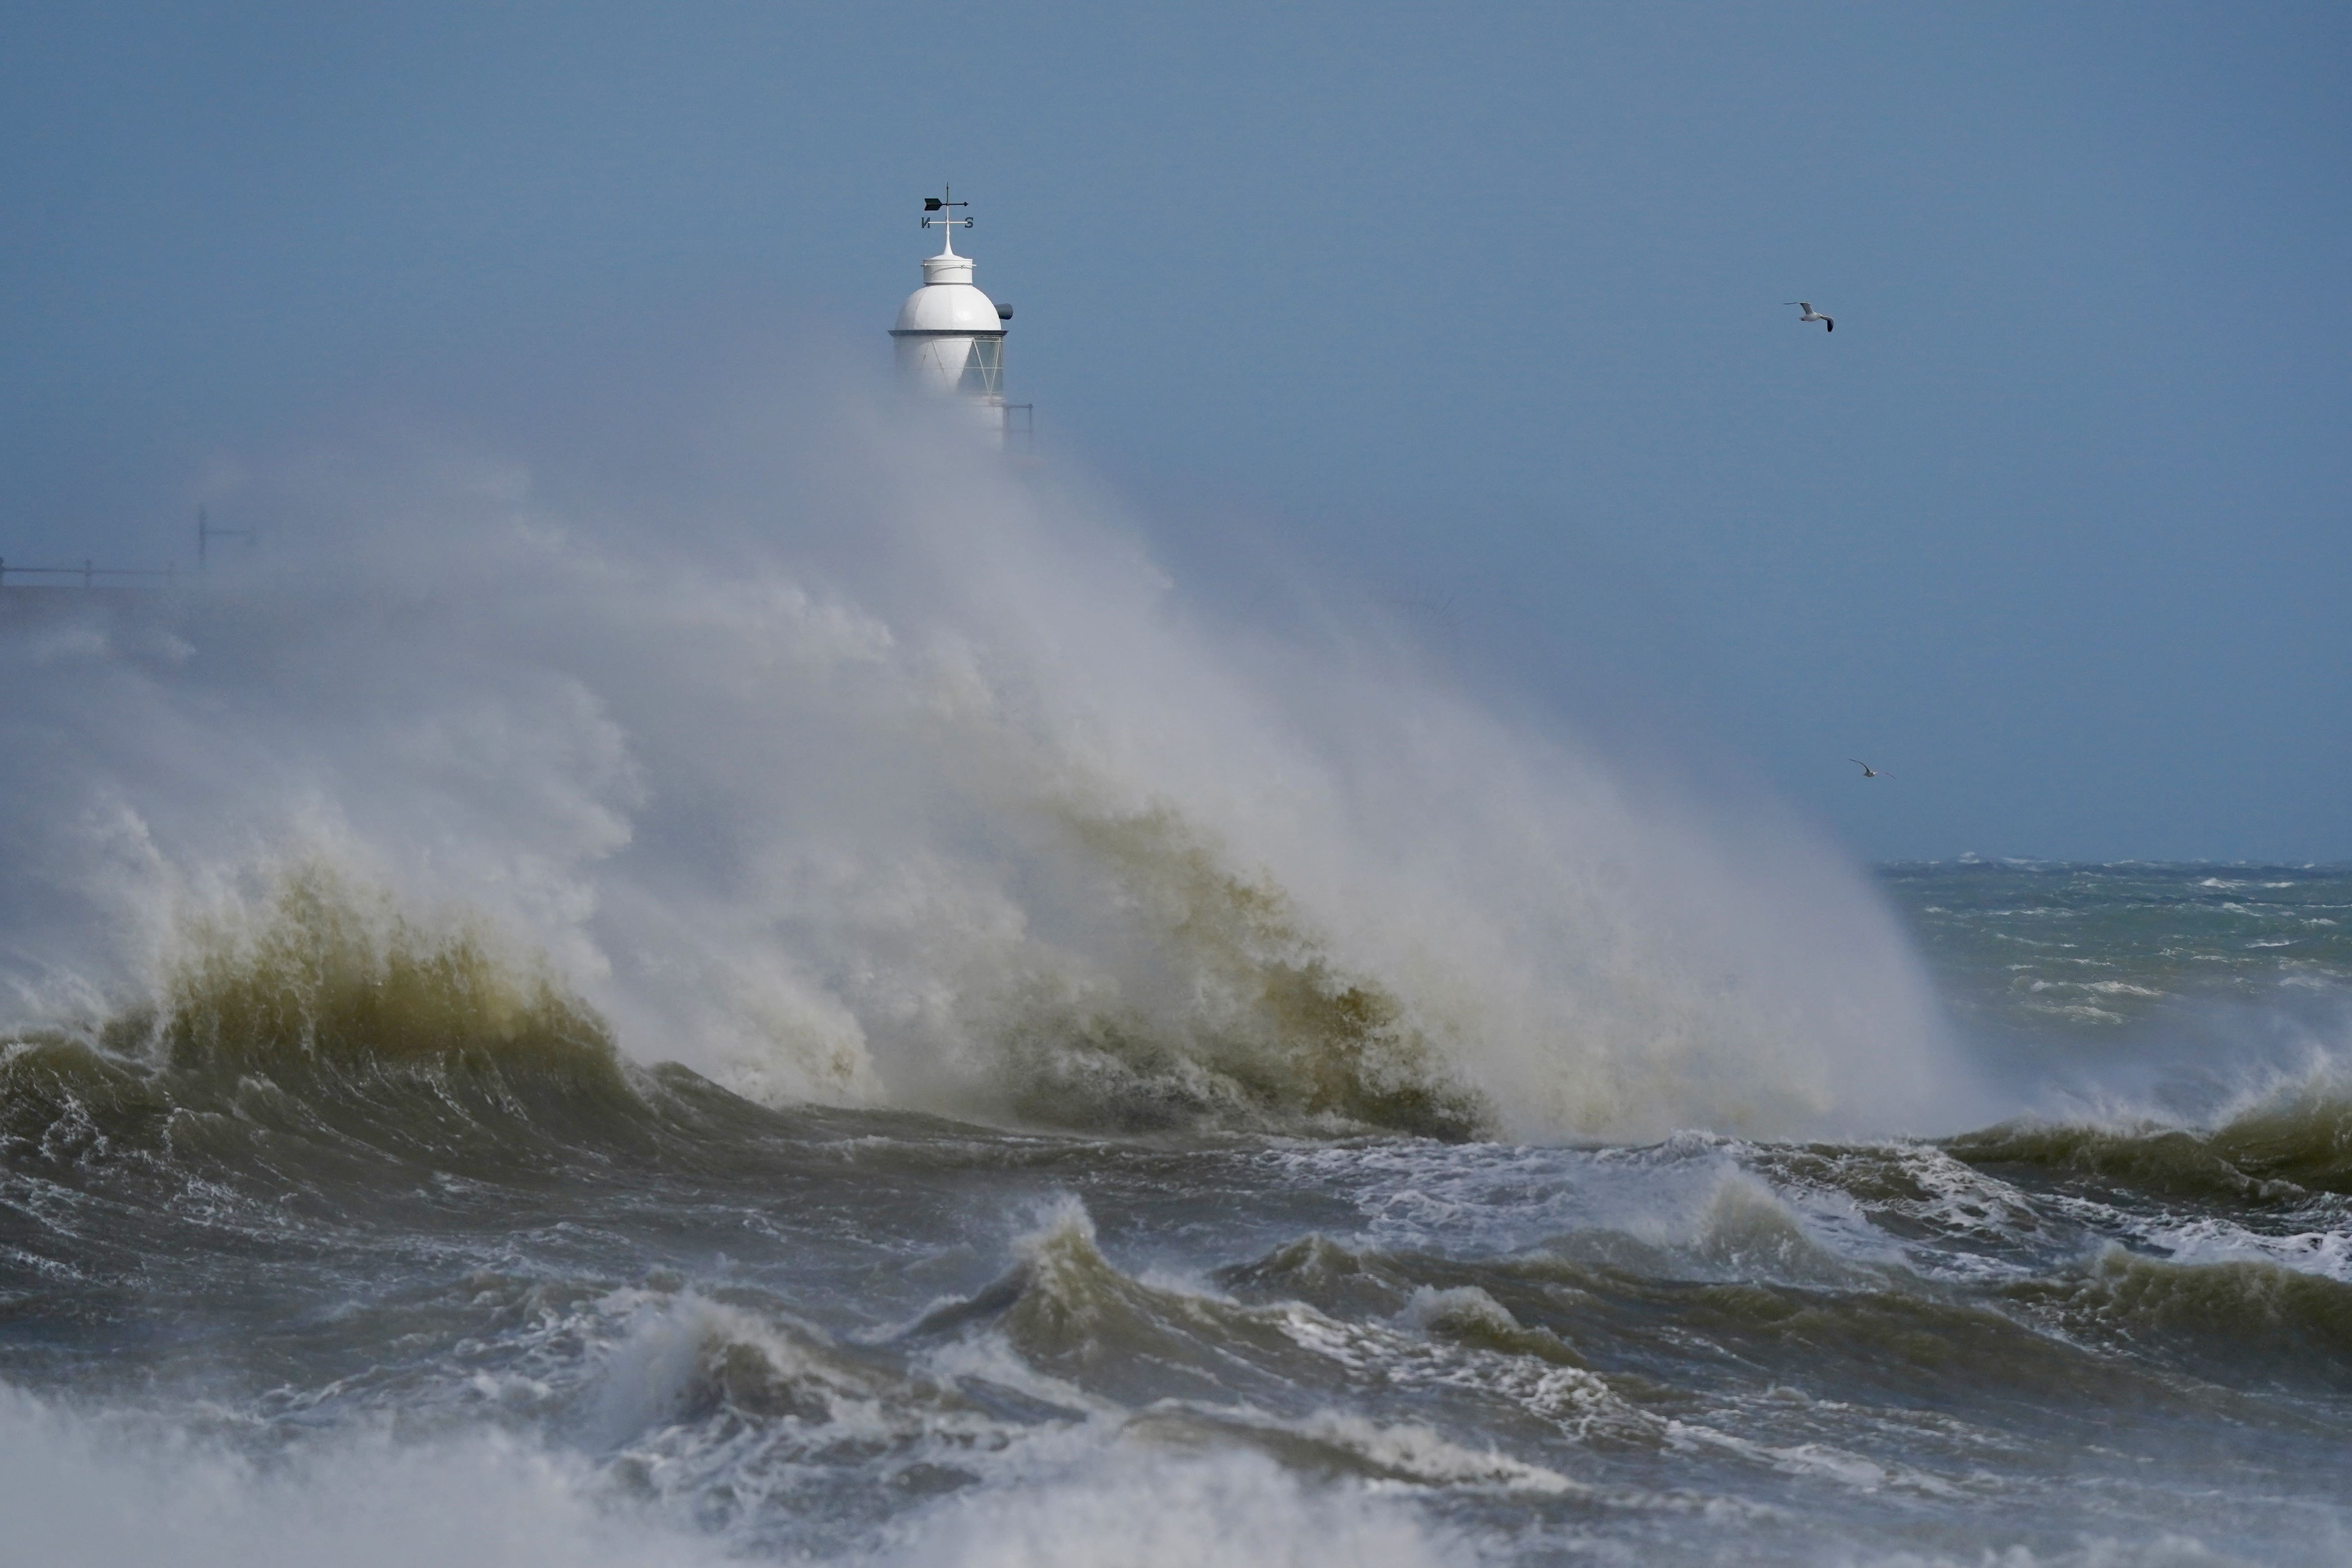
[6, 865, 2348, 1567]
[4, 435, 2348, 1565]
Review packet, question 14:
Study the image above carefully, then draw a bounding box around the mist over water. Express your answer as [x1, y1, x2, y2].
[5, 392, 2348, 1565]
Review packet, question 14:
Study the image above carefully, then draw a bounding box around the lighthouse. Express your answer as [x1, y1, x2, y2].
[890, 189, 1013, 440]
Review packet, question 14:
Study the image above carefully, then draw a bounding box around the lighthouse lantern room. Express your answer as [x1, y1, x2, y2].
[890, 189, 1013, 438]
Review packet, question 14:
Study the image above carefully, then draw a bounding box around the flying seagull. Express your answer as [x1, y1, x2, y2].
[1786, 301, 1834, 332]
[1848, 758, 1890, 778]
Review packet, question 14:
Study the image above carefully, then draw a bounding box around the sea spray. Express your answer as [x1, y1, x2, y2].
[0, 400, 1975, 1141]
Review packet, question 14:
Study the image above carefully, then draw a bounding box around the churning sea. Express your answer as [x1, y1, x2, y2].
[1, 449, 2346, 1566]
[3, 860, 2346, 1568]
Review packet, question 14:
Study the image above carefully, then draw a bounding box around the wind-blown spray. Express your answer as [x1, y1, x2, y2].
[0, 398, 1974, 1142]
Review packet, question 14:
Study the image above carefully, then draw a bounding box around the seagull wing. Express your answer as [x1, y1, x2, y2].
[1824, 317, 1834, 332]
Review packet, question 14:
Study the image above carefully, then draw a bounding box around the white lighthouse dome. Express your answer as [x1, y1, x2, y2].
[894, 251, 1002, 332]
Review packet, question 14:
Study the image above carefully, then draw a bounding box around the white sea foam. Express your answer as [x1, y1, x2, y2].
[867, 1446, 1469, 1568]
[1850, 1536, 2260, 1567]
[2141, 1218, 2352, 1281]
[0, 1383, 731, 1568]
[0, 1379, 1472, 1568]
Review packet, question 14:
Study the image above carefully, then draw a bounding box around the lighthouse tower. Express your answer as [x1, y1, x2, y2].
[889, 189, 1012, 439]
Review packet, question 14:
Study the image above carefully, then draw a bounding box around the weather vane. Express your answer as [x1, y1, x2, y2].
[921, 186, 973, 234]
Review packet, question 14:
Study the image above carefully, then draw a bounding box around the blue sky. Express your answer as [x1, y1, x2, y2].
[4, 1, 2346, 861]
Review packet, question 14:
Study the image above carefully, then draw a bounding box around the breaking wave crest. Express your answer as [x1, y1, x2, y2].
[155, 861, 617, 1081]
[981, 810, 1483, 1137]
[1947, 1062, 2352, 1202]
[2005, 1245, 2352, 1387]
[5, 851, 1480, 1160]
[0, 864, 669, 1184]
